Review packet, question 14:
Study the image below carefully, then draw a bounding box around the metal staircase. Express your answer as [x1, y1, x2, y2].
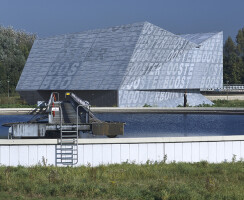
[46, 92, 124, 166]
[46, 93, 79, 166]
[56, 139, 78, 166]
[56, 102, 79, 166]
[5, 91, 124, 164]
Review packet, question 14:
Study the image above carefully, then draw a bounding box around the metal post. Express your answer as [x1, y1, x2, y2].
[227, 81, 229, 100]
[60, 104, 63, 145]
[0, 81, 2, 98]
[77, 105, 81, 137]
[76, 105, 85, 137]
[7, 79, 9, 98]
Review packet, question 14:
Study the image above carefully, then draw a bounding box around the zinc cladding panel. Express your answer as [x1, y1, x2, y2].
[118, 89, 213, 107]
[120, 22, 223, 90]
[16, 22, 144, 91]
[179, 32, 218, 44]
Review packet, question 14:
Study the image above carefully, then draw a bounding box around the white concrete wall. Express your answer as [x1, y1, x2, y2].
[0, 137, 244, 166]
[0, 145, 56, 167]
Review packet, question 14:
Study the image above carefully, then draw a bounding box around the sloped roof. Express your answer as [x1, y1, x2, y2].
[179, 32, 218, 44]
[17, 22, 145, 91]
[16, 22, 221, 91]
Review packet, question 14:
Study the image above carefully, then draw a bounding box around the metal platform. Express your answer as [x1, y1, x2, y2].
[6, 92, 125, 166]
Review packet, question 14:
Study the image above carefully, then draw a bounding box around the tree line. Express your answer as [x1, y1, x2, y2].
[223, 27, 244, 84]
[0, 26, 35, 95]
[0, 26, 244, 96]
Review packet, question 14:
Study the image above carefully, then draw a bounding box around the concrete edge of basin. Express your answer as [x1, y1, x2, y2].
[0, 135, 244, 145]
[1, 107, 244, 115]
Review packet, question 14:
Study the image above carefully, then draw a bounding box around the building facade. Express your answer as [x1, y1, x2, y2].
[16, 22, 223, 107]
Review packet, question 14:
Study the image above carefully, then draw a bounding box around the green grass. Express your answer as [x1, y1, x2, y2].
[212, 99, 244, 107]
[196, 99, 244, 108]
[0, 162, 244, 199]
[176, 99, 244, 108]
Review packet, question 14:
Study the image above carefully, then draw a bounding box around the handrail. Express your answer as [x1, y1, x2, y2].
[60, 103, 63, 146]
[47, 92, 60, 112]
[76, 105, 83, 134]
[73, 105, 83, 165]
[71, 92, 101, 123]
[71, 93, 89, 108]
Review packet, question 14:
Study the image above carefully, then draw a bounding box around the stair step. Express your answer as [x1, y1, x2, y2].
[56, 162, 74, 165]
[60, 142, 76, 145]
[57, 151, 77, 153]
[57, 143, 75, 145]
[62, 135, 77, 138]
[58, 156, 78, 159]
[56, 152, 74, 155]
[60, 142, 76, 144]
[63, 130, 77, 135]
[57, 145, 77, 147]
[61, 130, 77, 133]
[62, 138, 75, 140]
[57, 154, 78, 157]
[57, 157, 74, 160]
[57, 145, 76, 147]
[56, 148, 74, 151]
[56, 149, 77, 152]
[57, 157, 78, 160]
[61, 139, 76, 142]
[57, 154, 74, 156]
[57, 160, 77, 163]
[57, 155, 77, 158]
[57, 156, 78, 158]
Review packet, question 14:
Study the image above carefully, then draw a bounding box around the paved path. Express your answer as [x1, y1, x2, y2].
[92, 107, 244, 114]
[204, 94, 244, 101]
[0, 108, 33, 115]
[1, 107, 244, 115]
[1, 135, 244, 145]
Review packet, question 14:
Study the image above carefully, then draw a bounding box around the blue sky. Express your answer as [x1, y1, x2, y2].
[0, 0, 243, 41]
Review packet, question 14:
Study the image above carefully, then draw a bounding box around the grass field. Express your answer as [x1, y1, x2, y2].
[0, 161, 243, 199]
[176, 99, 244, 108]
[211, 99, 244, 107]
[0, 94, 36, 108]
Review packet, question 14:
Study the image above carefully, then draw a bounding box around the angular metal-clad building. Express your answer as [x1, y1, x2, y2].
[16, 22, 223, 107]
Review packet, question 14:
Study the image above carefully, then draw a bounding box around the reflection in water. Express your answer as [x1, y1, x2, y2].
[94, 113, 244, 138]
[0, 113, 244, 138]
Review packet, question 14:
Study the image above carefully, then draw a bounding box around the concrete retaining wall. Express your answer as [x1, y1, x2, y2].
[0, 136, 244, 166]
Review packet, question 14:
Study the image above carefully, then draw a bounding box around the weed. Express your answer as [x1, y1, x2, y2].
[88, 167, 98, 181]
[163, 154, 167, 163]
[42, 156, 47, 166]
[48, 169, 59, 184]
[205, 176, 218, 192]
[232, 154, 237, 163]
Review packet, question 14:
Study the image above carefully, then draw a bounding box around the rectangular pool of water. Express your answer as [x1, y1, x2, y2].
[1, 113, 244, 138]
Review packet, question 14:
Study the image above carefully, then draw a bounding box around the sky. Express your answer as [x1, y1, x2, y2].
[0, 0, 243, 41]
